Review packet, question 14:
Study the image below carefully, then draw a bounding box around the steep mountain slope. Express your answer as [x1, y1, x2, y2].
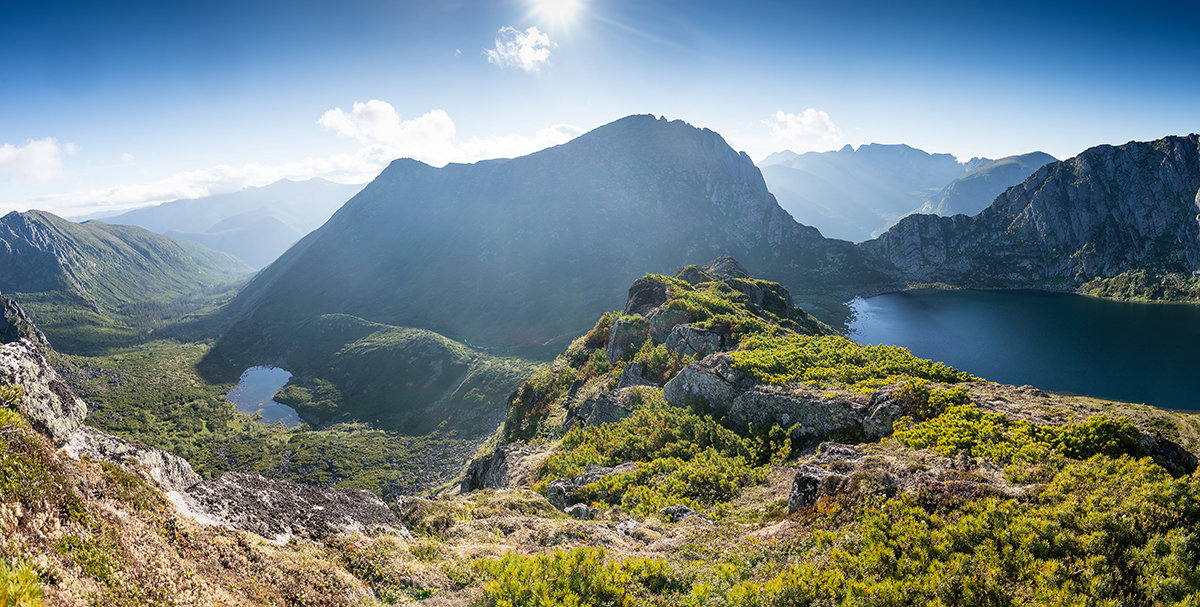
[225, 115, 878, 351]
[759, 143, 978, 242]
[0, 210, 252, 352]
[100, 178, 363, 268]
[918, 151, 1058, 216]
[862, 134, 1200, 287]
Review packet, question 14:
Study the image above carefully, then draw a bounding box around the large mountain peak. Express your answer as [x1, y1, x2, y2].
[225, 114, 859, 348]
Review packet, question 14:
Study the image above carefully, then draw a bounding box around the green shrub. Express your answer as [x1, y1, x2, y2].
[0, 561, 42, 607]
[893, 404, 1145, 467]
[0, 384, 21, 410]
[476, 547, 687, 607]
[730, 333, 976, 387]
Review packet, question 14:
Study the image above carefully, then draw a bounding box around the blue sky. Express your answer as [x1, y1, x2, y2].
[2, 0, 1198, 216]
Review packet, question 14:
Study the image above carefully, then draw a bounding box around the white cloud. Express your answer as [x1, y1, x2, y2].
[317, 99, 582, 167]
[16, 102, 583, 217]
[486, 26, 554, 71]
[121, 153, 136, 163]
[0, 138, 72, 183]
[765, 109, 843, 151]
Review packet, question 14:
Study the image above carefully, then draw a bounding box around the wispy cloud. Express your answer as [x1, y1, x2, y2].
[19, 102, 583, 217]
[486, 26, 554, 71]
[0, 138, 74, 183]
[765, 109, 843, 151]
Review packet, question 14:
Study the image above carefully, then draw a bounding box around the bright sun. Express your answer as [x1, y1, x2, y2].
[532, 0, 582, 25]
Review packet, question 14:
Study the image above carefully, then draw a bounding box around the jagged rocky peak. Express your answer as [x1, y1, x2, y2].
[862, 133, 1200, 286]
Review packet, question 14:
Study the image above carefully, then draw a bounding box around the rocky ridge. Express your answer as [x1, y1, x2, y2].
[861, 134, 1200, 287]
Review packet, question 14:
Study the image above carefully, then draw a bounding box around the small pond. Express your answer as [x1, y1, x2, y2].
[226, 366, 301, 427]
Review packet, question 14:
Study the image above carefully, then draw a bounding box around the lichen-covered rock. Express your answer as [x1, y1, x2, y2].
[606, 315, 649, 364]
[616, 361, 654, 389]
[0, 338, 86, 444]
[546, 478, 577, 510]
[788, 465, 847, 513]
[173, 472, 400, 542]
[728, 390, 865, 439]
[662, 353, 741, 412]
[575, 462, 635, 486]
[460, 442, 550, 493]
[664, 325, 723, 359]
[62, 425, 201, 491]
[862, 388, 905, 439]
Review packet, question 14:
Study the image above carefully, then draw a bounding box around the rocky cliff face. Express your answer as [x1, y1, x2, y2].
[862, 135, 1200, 287]
[918, 151, 1058, 217]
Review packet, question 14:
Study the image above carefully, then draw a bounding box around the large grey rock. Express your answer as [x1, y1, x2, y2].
[546, 478, 577, 510]
[616, 362, 654, 389]
[663, 354, 741, 413]
[624, 277, 670, 316]
[728, 390, 865, 439]
[788, 465, 847, 513]
[565, 503, 597, 520]
[664, 325, 724, 359]
[606, 315, 649, 365]
[62, 425, 201, 491]
[173, 472, 399, 542]
[0, 339, 86, 444]
[575, 462, 635, 486]
[460, 442, 549, 493]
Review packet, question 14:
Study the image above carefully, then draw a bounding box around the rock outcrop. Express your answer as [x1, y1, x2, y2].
[62, 426, 201, 491]
[460, 442, 551, 493]
[173, 472, 399, 542]
[1, 293, 48, 347]
[0, 338, 86, 444]
[664, 353, 903, 443]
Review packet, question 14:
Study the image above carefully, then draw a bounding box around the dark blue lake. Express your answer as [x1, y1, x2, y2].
[847, 289, 1200, 411]
[226, 366, 301, 427]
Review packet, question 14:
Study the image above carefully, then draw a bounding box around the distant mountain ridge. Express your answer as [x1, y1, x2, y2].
[0, 210, 251, 351]
[860, 135, 1200, 287]
[918, 151, 1058, 217]
[759, 143, 980, 242]
[223, 115, 877, 351]
[100, 178, 363, 269]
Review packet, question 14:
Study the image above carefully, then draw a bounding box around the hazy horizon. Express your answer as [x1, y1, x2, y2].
[4, 0, 1198, 217]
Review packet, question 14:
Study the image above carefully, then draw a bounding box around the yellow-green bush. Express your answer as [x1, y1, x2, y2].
[730, 334, 975, 387]
[476, 547, 687, 607]
[0, 561, 42, 607]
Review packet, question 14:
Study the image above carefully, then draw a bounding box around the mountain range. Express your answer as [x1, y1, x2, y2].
[96, 178, 363, 269]
[759, 144, 1055, 242]
[0, 210, 252, 352]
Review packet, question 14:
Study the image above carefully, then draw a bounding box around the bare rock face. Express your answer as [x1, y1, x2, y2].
[460, 442, 551, 493]
[664, 325, 723, 359]
[662, 353, 741, 411]
[62, 426, 201, 491]
[862, 134, 1200, 286]
[0, 294, 48, 347]
[0, 338, 86, 444]
[174, 472, 399, 542]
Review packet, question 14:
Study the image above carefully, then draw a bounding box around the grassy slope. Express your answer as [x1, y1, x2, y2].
[0, 210, 252, 355]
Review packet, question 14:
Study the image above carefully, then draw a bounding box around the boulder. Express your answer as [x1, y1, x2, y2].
[664, 325, 723, 359]
[0, 339, 86, 444]
[728, 390, 865, 440]
[624, 277, 670, 316]
[460, 443, 549, 493]
[659, 504, 701, 523]
[173, 472, 400, 543]
[62, 425, 201, 491]
[662, 354, 741, 413]
[546, 478, 577, 510]
[606, 315, 649, 364]
[575, 462, 635, 486]
[565, 503, 597, 520]
[788, 465, 848, 513]
[616, 362, 654, 389]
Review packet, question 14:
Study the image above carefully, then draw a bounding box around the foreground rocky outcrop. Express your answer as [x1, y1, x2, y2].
[173, 472, 400, 542]
[663, 353, 902, 443]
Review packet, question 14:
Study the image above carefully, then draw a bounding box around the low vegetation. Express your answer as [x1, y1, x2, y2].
[1081, 269, 1200, 303]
